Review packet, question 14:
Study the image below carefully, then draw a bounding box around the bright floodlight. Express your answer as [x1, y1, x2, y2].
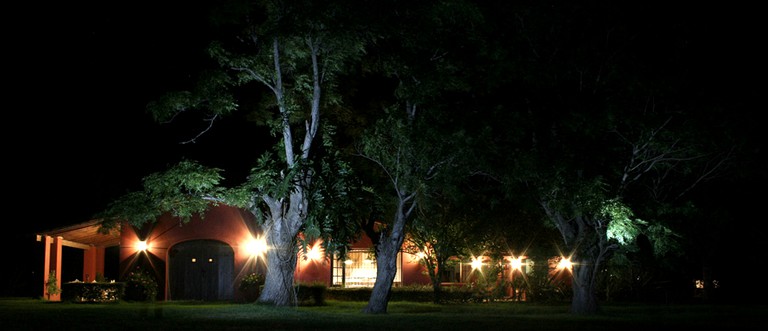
[471, 257, 483, 270]
[557, 257, 572, 270]
[305, 243, 322, 261]
[136, 241, 148, 252]
[510, 257, 523, 271]
[246, 237, 268, 256]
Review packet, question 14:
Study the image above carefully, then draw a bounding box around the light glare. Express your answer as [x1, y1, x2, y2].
[305, 243, 323, 261]
[471, 257, 483, 270]
[246, 237, 268, 257]
[511, 257, 523, 270]
[136, 241, 148, 252]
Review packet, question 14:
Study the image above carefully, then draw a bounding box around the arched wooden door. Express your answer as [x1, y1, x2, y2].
[169, 240, 234, 301]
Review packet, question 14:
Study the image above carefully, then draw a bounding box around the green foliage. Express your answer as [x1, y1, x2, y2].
[238, 272, 265, 293]
[524, 260, 570, 303]
[600, 199, 681, 257]
[295, 282, 327, 306]
[45, 271, 60, 300]
[123, 268, 158, 302]
[98, 160, 225, 230]
[241, 153, 300, 203]
[644, 223, 681, 257]
[239, 272, 265, 302]
[603, 199, 646, 245]
[61, 282, 124, 303]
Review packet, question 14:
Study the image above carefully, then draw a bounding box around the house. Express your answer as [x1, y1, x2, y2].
[36, 204, 571, 302]
[36, 204, 430, 301]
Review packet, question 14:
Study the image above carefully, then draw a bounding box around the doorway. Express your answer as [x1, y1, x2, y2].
[169, 240, 234, 301]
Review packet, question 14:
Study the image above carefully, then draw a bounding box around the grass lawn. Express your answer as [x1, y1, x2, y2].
[0, 298, 765, 330]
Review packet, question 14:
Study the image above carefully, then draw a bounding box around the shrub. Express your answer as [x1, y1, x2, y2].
[61, 282, 125, 303]
[45, 271, 61, 300]
[239, 273, 264, 302]
[295, 282, 326, 306]
[123, 268, 158, 302]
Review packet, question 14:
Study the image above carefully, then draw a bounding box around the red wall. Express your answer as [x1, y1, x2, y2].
[118, 205, 430, 301]
[119, 205, 265, 301]
[294, 233, 430, 287]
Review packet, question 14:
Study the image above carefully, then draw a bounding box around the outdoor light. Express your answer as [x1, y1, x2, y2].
[246, 236, 268, 257]
[557, 257, 572, 270]
[510, 257, 523, 271]
[471, 257, 483, 270]
[136, 240, 148, 252]
[305, 243, 322, 261]
[416, 246, 429, 260]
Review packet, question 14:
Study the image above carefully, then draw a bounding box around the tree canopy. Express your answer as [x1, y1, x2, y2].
[92, 0, 763, 314]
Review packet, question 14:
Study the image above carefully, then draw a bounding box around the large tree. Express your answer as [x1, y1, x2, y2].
[99, 0, 365, 307]
[353, 0, 485, 314]
[480, 1, 739, 314]
[403, 191, 475, 304]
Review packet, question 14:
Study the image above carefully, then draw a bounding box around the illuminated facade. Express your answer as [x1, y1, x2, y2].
[37, 204, 571, 302]
[37, 204, 428, 301]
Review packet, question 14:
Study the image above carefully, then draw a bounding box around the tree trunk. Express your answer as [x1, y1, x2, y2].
[363, 203, 409, 314]
[259, 241, 298, 306]
[431, 278, 442, 304]
[258, 194, 305, 307]
[362, 237, 401, 313]
[541, 201, 609, 315]
[570, 257, 600, 315]
[431, 257, 444, 304]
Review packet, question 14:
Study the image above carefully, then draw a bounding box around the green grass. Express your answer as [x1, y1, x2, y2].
[0, 298, 765, 330]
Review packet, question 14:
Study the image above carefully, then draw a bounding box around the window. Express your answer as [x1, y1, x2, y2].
[332, 250, 402, 287]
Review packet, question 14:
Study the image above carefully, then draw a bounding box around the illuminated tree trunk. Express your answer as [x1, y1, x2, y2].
[260, 237, 298, 306]
[257, 192, 306, 306]
[364, 237, 402, 313]
[363, 201, 409, 314]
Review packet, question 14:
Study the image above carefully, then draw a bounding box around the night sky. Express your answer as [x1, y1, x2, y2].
[8, 2, 243, 232]
[3, 1, 766, 298]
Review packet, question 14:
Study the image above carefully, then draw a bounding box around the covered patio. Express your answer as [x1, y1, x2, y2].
[36, 219, 120, 301]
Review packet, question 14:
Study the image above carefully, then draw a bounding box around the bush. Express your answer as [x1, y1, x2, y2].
[61, 282, 125, 303]
[123, 268, 158, 302]
[44, 271, 61, 300]
[295, 282, 326, 306]
[325, 287, 372, 301]
[324, 285, 475, 303]
[239, 273, 264, 302]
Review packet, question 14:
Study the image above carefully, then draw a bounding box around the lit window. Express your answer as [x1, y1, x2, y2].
[332, 250, 401, 287]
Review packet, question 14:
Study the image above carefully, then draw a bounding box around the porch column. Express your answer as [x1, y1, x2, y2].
[43, 236, 63, 301]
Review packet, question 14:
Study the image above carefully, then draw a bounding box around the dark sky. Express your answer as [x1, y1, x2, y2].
[6, 1, 764, 233]
[7, 2, 255, 233]
[3, 1, 765, 298]
[4, 1, 247, 296]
